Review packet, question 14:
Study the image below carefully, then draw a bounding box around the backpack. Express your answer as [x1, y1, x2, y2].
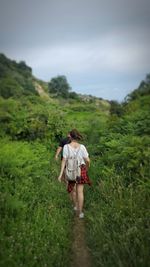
[65, 145, 81, 181]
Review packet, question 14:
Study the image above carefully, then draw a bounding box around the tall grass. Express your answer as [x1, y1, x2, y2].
[0, 139, 73, 267]
[85, 136, 150, 267]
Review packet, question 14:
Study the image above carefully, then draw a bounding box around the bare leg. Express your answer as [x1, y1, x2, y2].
[61, 171, 67, 186]
[70, 185, 77, 208]
[76, 184, 84, 214]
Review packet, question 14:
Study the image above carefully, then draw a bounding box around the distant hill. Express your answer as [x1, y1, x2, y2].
[0, 53, 149, 118]
[0, 53, 110, 141]
[0, 53, 110, 108]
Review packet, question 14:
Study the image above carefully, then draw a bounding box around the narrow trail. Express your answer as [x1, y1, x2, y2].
[70, 216, 92, 267]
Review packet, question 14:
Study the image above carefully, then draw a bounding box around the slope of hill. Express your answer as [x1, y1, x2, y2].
[0, 54, 111, 141]
[0, 53, 110, 107]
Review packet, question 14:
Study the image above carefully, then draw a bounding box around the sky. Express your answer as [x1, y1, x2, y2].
[0, 0, 150, 101]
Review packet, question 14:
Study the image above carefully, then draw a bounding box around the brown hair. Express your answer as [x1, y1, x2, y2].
[69, 129, 83, 141]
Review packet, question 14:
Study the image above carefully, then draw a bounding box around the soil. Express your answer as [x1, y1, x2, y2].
[70, 215, 92, 267]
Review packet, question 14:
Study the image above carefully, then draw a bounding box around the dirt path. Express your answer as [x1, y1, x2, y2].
[70, 216, 92, 267]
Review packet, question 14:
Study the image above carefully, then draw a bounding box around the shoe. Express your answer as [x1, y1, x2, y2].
[73, 206, 78, 211]
[79, 212, 84, 219]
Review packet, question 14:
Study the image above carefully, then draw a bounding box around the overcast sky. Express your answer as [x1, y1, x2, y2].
[0, 0, 150, 101]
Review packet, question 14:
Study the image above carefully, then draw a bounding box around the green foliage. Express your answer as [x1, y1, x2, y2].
[0, 140, 72, 267]
[17, 60, 32, 77]
[68, 91, 79, 99]
[0, 53, 36, 98]
[0, 55, 149, 266]
[0, 77, 23, 98]
[109, 100, 124, 116]
[48, 75, 71, 98]
[85, 84, 150, 266]
[125, 73, 150, 102]
[0, 97, 68, 141]
[86, 173, 149, 267]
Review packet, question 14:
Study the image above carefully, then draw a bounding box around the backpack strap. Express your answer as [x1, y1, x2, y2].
[66, 144, 71, 159]
[66, 144, 81, 162]
[75, 145, 81, 158]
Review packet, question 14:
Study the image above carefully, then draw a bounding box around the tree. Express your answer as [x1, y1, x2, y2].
[48, 75, 71, 98]
[125, 73, 150, 102]
[17, 61, 32, 77]
[145, 73, 150, 84]
[69, 91, 79, 100]
[109, 100, 123, 116]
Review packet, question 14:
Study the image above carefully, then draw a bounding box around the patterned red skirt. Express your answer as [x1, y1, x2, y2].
[67, 164, 92, 193]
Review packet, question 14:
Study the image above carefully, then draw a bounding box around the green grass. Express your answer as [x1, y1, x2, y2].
[0, 92, 150, 267]
[0, 139, 73, 267]
[84, 135, 150, 267]
[85, 160, 149, 267]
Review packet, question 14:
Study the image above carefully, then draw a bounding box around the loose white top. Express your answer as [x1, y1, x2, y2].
[63, 144, 89, 165]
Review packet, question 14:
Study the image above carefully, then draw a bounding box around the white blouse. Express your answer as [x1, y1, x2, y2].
[63, 144, 89, 165]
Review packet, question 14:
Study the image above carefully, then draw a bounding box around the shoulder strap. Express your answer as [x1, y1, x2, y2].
[66, 144, 81, 159]
[66, 144, 70, 159]
[75, 145, 81, 158]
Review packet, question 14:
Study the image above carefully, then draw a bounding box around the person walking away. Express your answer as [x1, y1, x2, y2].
[55, 132, 71, 183]
[57, 129, 91, 219]
[55, 132, 71, 161]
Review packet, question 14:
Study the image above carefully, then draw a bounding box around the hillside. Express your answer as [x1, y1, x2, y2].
[0, 54, 150, 267]
[0, 53, 110, 141]
[0, 53, 110, 107]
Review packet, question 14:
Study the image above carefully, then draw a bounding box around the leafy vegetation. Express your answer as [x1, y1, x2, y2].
[85, 80, 150, 267]
[0, 54, 36, 98]
[0, 140, 72, 267]
[48, 75, 79, 99]
[0, 54, 149, 267]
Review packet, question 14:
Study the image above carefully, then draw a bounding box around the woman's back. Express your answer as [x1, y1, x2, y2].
[68, 142, 80, 149]
[63, 143, 88, 165]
